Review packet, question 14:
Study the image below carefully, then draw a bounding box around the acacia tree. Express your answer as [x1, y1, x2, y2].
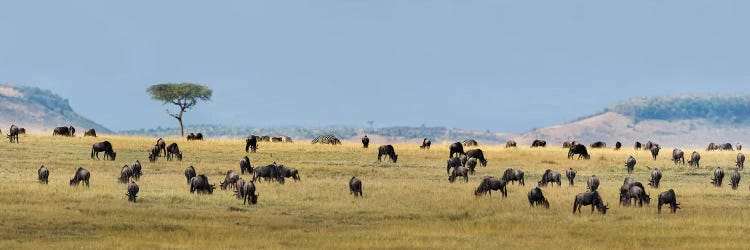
[146, 83, 212, 138]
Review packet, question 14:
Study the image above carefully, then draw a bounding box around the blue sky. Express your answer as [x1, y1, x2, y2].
[0, 1, 748, 132]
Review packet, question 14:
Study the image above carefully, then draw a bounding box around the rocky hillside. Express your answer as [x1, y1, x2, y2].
[0, 84, 111, 134]
[516, 95, 750, 148]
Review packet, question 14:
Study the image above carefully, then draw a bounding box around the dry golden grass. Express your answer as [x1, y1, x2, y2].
[1, 135, 749, 249]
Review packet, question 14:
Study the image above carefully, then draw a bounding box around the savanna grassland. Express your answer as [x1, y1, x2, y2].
[1, 135, 750, 249]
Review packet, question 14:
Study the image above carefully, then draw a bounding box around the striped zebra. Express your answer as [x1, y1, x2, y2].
[462, 139, 479, 147]
[312, 135, 342, 145]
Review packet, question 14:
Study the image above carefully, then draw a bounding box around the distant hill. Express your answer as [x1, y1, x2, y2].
[516, 95, 750, 148]
[120, 124, 516, 145]
[0, 84, 111, 134]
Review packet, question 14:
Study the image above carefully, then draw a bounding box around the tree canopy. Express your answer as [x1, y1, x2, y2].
[147, 83, 212, 138]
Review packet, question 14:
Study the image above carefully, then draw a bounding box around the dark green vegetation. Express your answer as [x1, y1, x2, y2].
[608, 95, 750, 124]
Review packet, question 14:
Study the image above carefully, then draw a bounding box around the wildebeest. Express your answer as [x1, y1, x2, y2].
[707, 142, 719, 151]
[184, 166, 196, 184]
[625, 156, 636, 174]
[528, 187, 550, 208]
[17, 128, 25, 135]
[619, 179, 648, 206]
[446, 157, 462, 174]
[538, 169, 562, 187]
[420, 138, 431, 149]
[241, 181, 259, 205]
[590, 141, 606, 148]
[688, 151, 701, 168]
[449, 142, 465, 158]
[154, 138, 166, 157]
[649, 168, 662, 188]
[562, 141, 574, 148]
[245, 136, 258, 153]
[252, 164, 279, 183]
[38, 165, 49, 184]
[506, 140, 517, 148]
[737, 153, 745, 170]
[69, 126, 75, 136]
[615, 141, 622, 150]
[70, 167, 90, 187]
[466, 149, 487, 167]
[568, 144, 590, 160]
[271, 136, 283, 143]
[349, 177, 363, 197]
[259, 135, 271, 142]
[83, 129, 96, 137]
[650, 146, 660, 160]
[672, 148, 685, 165]
[91, 141, 116, 161]
[712, 167, 725, 187]
[587, 175, 600, 192]
[187, 132, 204, 141]
[361, 135, 369, 148]
[645, 141, 659, 151]
[623, 185, 650, 207]
[189, 174, 215, 194]
[737, 143, 743, 151]
[240, 156, 253, 175]
[126, 181, 139, 203]
[377, 145, 398, 163]
[8, 124, 19, 143]
[531, 140, 547, 148]
[130, 160, 142, 181]
[166, 143, 182, 161]
[730, 170, 741, 190]
[448, 166, 469, 183]
[721, 143, 734, 151]
[53, 126, 72, 136]
[658, 189, 680, 213]
[148, 145, 160, 163]
[565, 168, 576, 186]
[118, 165, 133, 183]
[475, 177, 508, 197]
[502, 168, 525, 186]
[276, 165, 301, 183]
[220, 170, 240, 190]
[635, 141, 642, 150]
[465, 158, 478, 175]
[572, 191, 609, 214]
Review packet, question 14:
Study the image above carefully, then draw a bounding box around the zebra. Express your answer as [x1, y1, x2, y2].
[462, 139, 479, 147]
[311, 135, 342, 145]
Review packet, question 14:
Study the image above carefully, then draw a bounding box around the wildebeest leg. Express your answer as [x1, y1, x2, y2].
[658, 202, 662, 213]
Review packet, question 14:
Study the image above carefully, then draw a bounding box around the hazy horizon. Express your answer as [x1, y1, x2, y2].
[2, 1, 749, 132]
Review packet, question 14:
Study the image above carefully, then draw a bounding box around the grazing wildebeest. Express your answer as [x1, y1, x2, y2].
[625, 156, 636, 174]
[17, 128, 25, 135]
[475, 177, 507, 197]
[148, 145, 160, 163]
[184, 166, 196, 184]
[737, 143, 743, 151]
[568, 144, 590, 160]
[131, 160, 142, 181]
[531, 139, 547, 148]
[349, 177, 363, 197]
[377, 145, 398, 163]
[276, 165, 301, 182]
[252, 164, 279, 183]
[459, 154, 468, 166]
[245, 136, 258, 153]
[189, 174, 215, 194]
[69, 126, 75, 136]
[635, 141, 642, 150]
[186, 133, 196, 140]
[712, 167, 725, 187]
[240, 156, 253, 175]
[53, 126, 70, 136]
[361, 135, 369, 148]
[8, 124, 19, 143]
[649, 168, 662, 188]
[465, 158, 478, 175]
[506, 140, 517, 148]
[91, 141, 116, 161]
[281, 136, 293, 143]
[565, 168, 576, 186]
[645, 141, 658, 151]
[528, 187, 550, 208]
[658, 189, 680, 213]
[650, 146, 660, 160]
[446, 157, 462, 174]
[83, 129, 96, 137]
[70, 167, 90, 187]
[166, 143, 182, 161]
[572, 191, 609, 214]
[502, 168, 525, 186]
[615, 141, 622, 150]
[420, 138, 431, 149]
[721, 143, 734, 151]
[195, 133, 204, 140]
[241, 181, 259, 205]
[187, 133, 204, 140]
[233, 178, 246, 199]
[38, 165, 49, 184]
[672, 148, 685, 165]
[448, 166, 469, 183]
[466, 149, 487, 167]
[271, 136, 283, 143]
[155, 138, 166, 157]
[587, 175, 600, 192]
[538, 169, 562, 187]
[590, 141, 606, 148]
[706, 142, 719, 151]
[118, 165, 133, 183]
[624, 185, 650, 207]
[449, 142, 465, 158]
[737, 153, 745, 170]
[688, 151, 701, 168]
[126, 181, 139, 203]
[562, 141, 573, 148]
[220, 170, 240, 190]
[730, 170, 741, 190]
[259, 135, 271, 142]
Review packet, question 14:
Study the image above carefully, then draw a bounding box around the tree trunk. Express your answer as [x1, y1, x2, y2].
[178, 117, 184, 138]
